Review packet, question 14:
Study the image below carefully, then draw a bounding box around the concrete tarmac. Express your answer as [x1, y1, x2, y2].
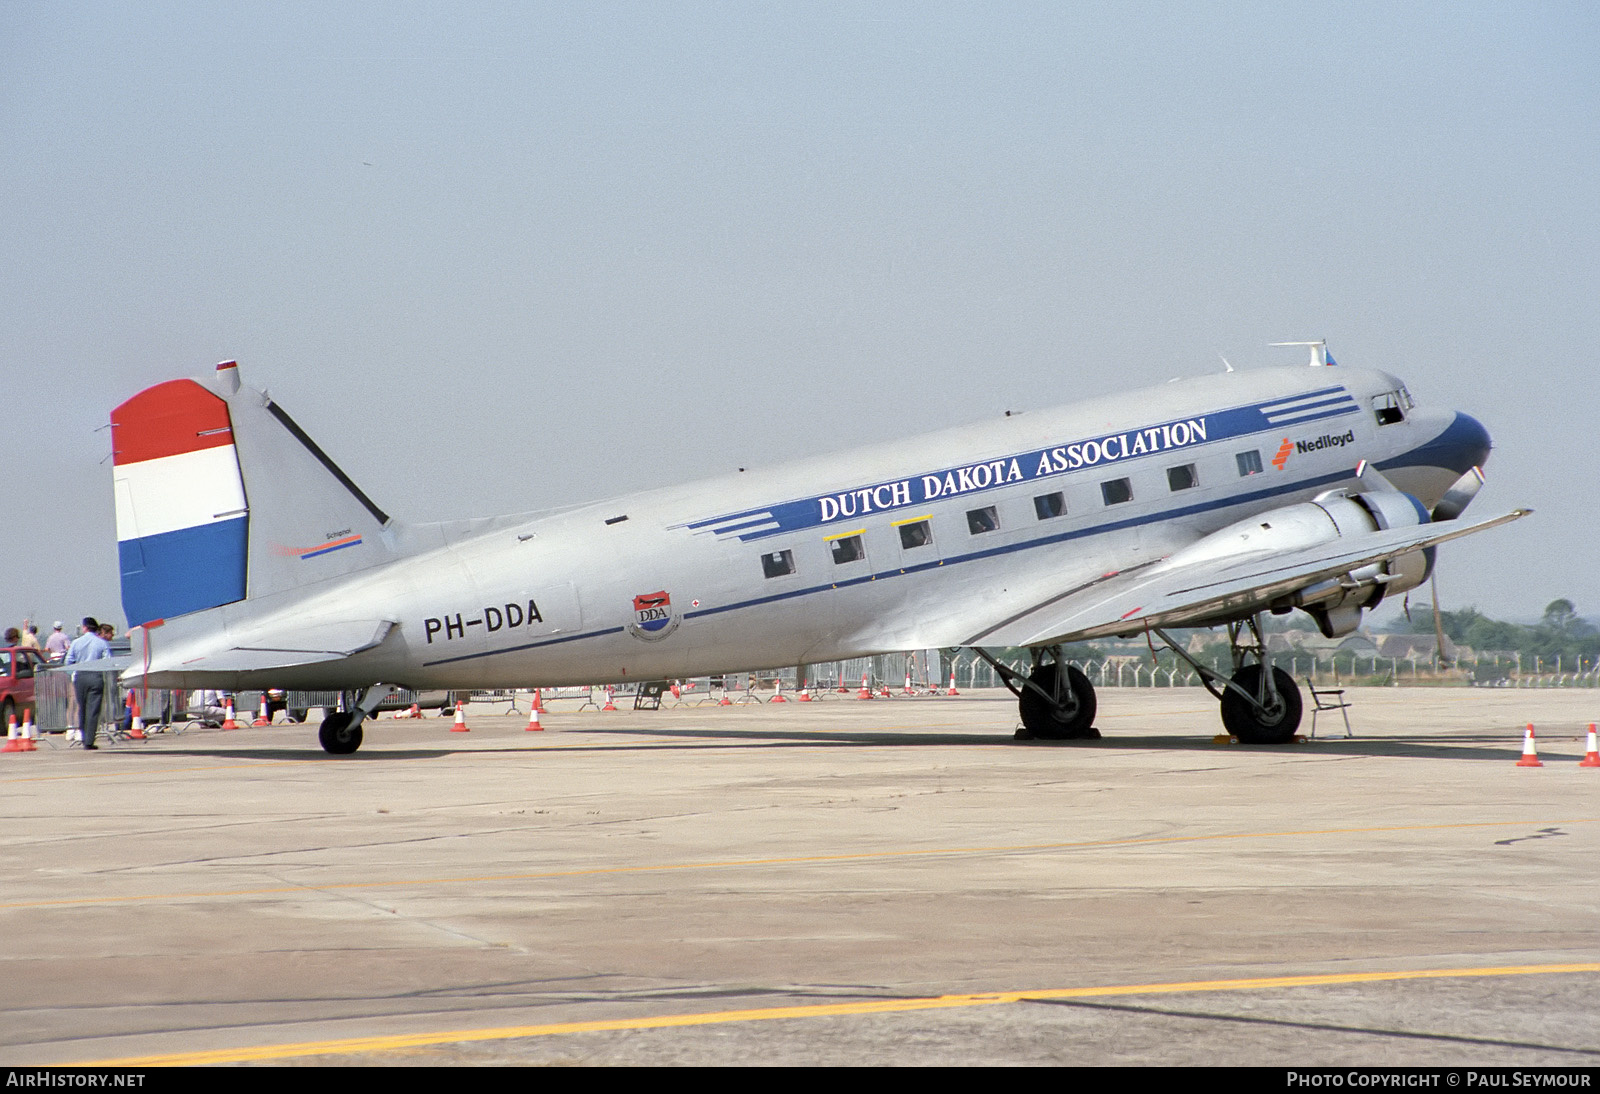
[2, 687, 1598, 1067]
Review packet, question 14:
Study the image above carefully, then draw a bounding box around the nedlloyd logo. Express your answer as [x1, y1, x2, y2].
[628, 590, 680, 642]
[1271, 438, 1293, 471]
[1297, 430, 1356, 454]
[1273, 429, 1356, 471]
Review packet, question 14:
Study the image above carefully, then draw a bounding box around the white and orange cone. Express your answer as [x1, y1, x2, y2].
[1516, 723, 1543, 768]
[1580, 723, 1599, 768]
[602, 686, 618, 712]
[903, 671, 915, 696]
[532, 689, 546, 713]
[451, 700, 470, 732]
[128, 694, 146, 739]
[858, 673, 872, 700]
[2, 714, 22, 753]
[526, 706, 543, 732]
[252, 696, 270, 727]
[770, 678, 787, 703]
[21, 710, 38, 751]
[799, 685, 812, 702]
[947, 669, 960, 696]
[221, 698, 238, 730]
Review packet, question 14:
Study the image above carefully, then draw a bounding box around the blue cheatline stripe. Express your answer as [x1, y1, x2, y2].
[420, 467, 1357, 668]
[118, 516, 249, 627]
[298, 538, 362, 559]
[422, 627, 625, 668]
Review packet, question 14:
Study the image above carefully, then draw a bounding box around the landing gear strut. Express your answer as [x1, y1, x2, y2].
[1151, 617, 1303, 743]
[973, 646, 1099, 741]
[317, 685, 394, 755]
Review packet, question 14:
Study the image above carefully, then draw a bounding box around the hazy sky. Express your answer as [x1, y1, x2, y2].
[4, 2, 1596, 631]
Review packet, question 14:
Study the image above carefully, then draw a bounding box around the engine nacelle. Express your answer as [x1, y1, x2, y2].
[1166, 489, 1435, 638]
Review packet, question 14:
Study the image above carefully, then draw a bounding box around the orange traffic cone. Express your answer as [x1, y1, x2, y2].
[602, 686, 618, 712]
[799, 685, 812, 702]
[1580, 724, 1599, 768]
[20, 711, 37, 751]
[947, 669, 960, 696]
[526, 706, 543, 732]
[221, 699, 238, 730]
[451, 700, 470, 732]
[532, 689, 546, 713]
[770, 678, 787, 703]
[128, 694, 147, 739]
[252, 696, 270, 726]
[3, 714, 22, 753]
[1516, 724, 1543, 767]
[858, 673, 872, 700]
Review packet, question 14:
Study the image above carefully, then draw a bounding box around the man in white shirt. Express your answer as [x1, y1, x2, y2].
[64, 618, 112, 749]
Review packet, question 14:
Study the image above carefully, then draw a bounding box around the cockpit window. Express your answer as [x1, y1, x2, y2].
[1373, 390, 1408, 426]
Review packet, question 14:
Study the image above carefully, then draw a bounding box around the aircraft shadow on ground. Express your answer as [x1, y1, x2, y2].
[96, 726, 1553, 762]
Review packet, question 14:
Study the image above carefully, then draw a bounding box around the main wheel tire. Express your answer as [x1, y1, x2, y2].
[318, 711, 363, 755]
[1219, 665, 1302, 744]
[1017, 663, 1099, 740]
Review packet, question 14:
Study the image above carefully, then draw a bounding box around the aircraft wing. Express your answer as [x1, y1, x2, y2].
[963, 509, 1529, 649]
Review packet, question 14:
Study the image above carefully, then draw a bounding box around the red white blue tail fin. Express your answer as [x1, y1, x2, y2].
[113, 361, 396, 628]
[112, 377, 249, 626]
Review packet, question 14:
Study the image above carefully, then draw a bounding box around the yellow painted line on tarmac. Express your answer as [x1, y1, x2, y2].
[77, 961, 1600, 1067]
[5, 818, 1595, 911]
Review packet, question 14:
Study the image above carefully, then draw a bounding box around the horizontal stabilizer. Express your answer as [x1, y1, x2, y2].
[44, 657, 139, 675]
[966, 509, 1530, 648]
[147, 619, 395, 677]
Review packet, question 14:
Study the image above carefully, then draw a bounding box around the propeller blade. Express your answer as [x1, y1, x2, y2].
[1354, 459, 1400, 495]
[1432, 466, 1486, 522]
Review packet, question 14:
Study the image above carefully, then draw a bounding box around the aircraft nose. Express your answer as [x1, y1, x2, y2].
[1444, 411, 1493, 473]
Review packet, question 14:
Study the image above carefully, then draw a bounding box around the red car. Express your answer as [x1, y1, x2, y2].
[0, 646, 49, 728]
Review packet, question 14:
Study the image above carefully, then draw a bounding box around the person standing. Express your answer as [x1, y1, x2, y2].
[44, 622, 71, 660]
[19, 621, 41, 651]
[65, 618, 111, 749]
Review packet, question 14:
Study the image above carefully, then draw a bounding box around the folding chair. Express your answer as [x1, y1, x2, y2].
[1306, 678, 1353, 738]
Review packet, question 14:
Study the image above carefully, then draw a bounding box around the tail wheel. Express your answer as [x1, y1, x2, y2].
[1220, 665, 1302, 744]
[1018, 663, 1099, 740]
[318, 712, 363, 755]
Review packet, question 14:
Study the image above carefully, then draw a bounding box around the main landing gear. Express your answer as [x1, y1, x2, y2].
[975, 646, 1099, 740]
[317, 685, 394, 755]
[1152, 616, 1303, 744]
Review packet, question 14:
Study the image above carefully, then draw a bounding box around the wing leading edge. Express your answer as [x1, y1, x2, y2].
[964, 509, 1530, 649]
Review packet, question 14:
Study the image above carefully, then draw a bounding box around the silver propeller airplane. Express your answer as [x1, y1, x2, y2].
[109, 345, 1523, 753]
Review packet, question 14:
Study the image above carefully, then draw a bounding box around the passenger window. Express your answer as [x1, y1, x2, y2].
[1034, 492, 1066, 520]
[965, 506, 999, 535]
[1236, 450, 1263, 476]
[828, 533, 866, 565]
[760, 550, 796, 578]
[896, 519, 933, 549]
[1167, 464, 1198, 491]
[1373, 391, 1406, 425]
[1101, 478, 1133, 505]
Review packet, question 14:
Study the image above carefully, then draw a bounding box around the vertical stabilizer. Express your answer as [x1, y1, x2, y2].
[112, 361, 398, 627]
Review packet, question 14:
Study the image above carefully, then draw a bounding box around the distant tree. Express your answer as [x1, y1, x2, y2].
[1540, 599, 1592, 637]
